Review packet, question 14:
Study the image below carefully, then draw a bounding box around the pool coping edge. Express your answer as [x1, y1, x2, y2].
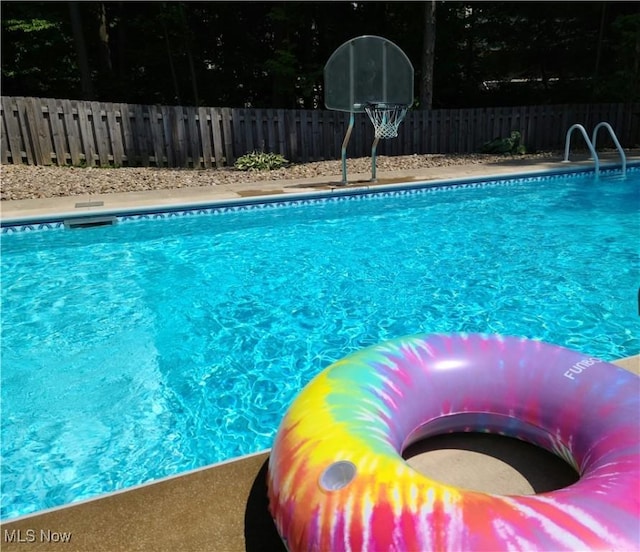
[1, 160, 635, 227]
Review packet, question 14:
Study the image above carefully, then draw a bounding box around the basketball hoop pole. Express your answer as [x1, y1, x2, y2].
[370, 136, 380, 181]
[341, 113, 355, 184]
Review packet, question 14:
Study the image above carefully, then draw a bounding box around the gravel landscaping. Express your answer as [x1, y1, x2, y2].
[1, 152, 558, 201]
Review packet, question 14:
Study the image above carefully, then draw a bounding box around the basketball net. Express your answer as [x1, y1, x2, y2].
[364, 103, 409, 139]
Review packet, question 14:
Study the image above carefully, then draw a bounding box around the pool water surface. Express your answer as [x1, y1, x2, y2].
[1, 166, 638, 519]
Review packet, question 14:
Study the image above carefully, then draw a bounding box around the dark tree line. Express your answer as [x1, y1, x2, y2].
[2, 1, 639, 109]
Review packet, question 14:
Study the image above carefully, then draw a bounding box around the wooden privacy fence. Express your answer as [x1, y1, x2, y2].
[1, 96, 638, 168]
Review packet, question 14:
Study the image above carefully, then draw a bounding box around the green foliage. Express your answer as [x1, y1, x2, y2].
[1, 2, 638, 107]
[234, 151, 289, 171]
[3, 18, 58, 32]
[481, 131, 526, 155]
[601, 13, 640, 102]
[1, 3, 77, 95]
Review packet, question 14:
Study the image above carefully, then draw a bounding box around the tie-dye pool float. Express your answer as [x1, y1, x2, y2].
[267, 333, 640, 551]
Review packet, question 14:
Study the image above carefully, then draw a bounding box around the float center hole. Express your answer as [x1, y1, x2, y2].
[403, 433, 579, 495]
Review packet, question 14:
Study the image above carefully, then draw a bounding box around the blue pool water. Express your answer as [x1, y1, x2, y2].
[1, 167, 639, 519]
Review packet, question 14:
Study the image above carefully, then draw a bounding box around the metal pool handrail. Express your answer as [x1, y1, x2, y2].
[591, 122, 627, 177]
[562, 124, 600, 177]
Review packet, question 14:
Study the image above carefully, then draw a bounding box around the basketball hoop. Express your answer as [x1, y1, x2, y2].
[324, 35, 414, 182]
[365, 102, 409, 139]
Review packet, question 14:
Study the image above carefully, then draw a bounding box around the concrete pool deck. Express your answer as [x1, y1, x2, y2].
[1, 151, 638, 551]
[2, 150, 638, 223]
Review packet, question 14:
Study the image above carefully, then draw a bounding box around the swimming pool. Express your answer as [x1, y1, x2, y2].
[1, 165, 638, 519]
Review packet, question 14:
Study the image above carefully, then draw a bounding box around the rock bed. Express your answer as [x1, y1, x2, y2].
[0, 152, 557, 201]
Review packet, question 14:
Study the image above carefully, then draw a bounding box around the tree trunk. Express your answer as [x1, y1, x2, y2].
[97, 2, 112, 73]
[160, 5, 181, 104]
[178, 3, 200, 106]
[68, 2, 95, 99]
[420, 0, 436, 110]
[593, 2, 607, 81]
[116, 2, 127, 92]
[633, 25, 640, 102]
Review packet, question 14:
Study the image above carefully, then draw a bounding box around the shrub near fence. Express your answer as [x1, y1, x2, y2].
[1, 96, 638, 168]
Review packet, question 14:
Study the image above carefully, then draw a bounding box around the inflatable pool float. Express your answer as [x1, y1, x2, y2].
[267, 333, 640, 551]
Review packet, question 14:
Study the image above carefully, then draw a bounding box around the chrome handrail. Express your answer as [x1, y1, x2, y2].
[591, 122, 627, 176]
[562, 124, 600, 177]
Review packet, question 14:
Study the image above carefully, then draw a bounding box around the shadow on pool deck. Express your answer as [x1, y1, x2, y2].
[244, 459, 287, 552]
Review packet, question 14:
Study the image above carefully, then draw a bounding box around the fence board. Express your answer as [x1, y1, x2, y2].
[24, 97, 49, 164]
[448, 108, 457, 154]
[2, 97, 23, 163]
[118, 103, 134, 165]
[220, 108, 234, 164]
[431, 109, 441, 154]
[252, 108, 263, 152]
[286, 111, 298, 161]
[45, 98, 67, 165]
[106, 102, 124, 166]
[457, 108, 466, 151]
[265, 109, 277, 155]
[429, 110, 442, 153]
[14, 97, 32, 164]
[472, 108, 483, 151]
[310, 110, 319, 160]
[299, 111, 308, 162]
[1, 96, 638, 169]
[210, 108, 225, 167]
[243, 109, 254, 153]
[0, 104, 8, 164]
[174, 105, 189, 167]
[74, 101, 94, 166]
[411, 111, 419, 153]
[352, 113, 363, 158]
[61, 99, 81, 165]
[231, 108, 242, 158]
[89, 102, 109, 165]
[148, 105, 165, 166]
[197, 107, 212, 168]
[183, 106, 197, 167]
[464, 107, 473, 152]
[418, 110, 427, 154]
[159, 105, 173, 167]
[527, 105, 540, 151]
[431, 110, 440, 153]
[131, 103, 149, 166]
[364, 113, 374, 156]
[322, 111, 334, 160]
[415, 111, 425, 154]
[275, 109, 286, 156]
[515, 105, 525, 150]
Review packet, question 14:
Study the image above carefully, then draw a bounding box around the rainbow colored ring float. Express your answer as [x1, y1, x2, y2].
[267, 333, 640, 551]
